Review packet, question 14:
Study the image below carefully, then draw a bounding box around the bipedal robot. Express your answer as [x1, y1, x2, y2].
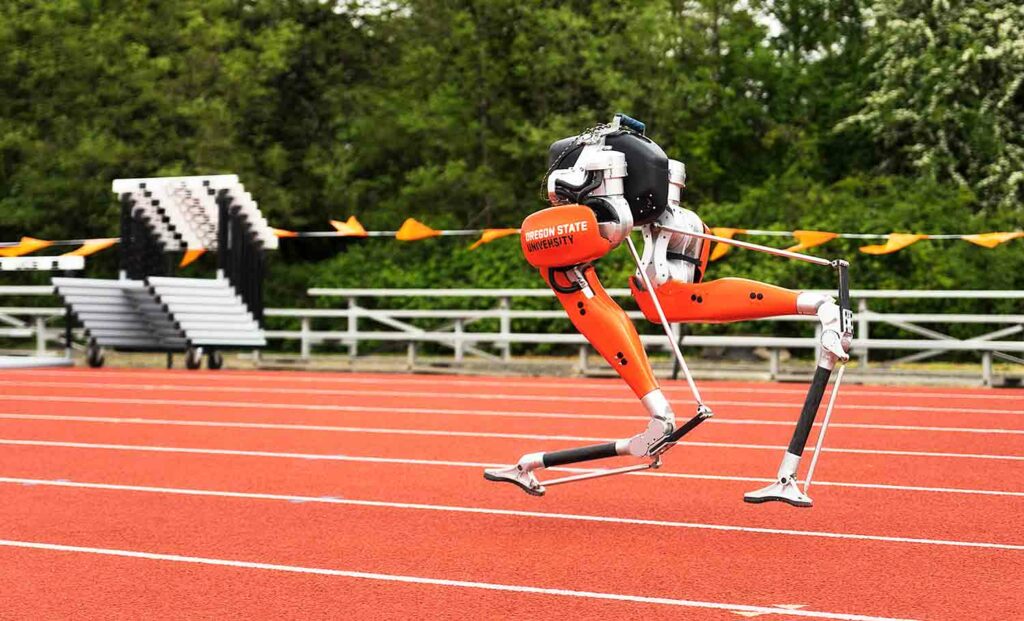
[484, 114, 854, 507]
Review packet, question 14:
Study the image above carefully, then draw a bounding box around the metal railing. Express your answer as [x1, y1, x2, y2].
[1, 286, 1022, 385]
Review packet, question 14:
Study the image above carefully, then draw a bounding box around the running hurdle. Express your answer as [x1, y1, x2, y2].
[54, 175, 275, 370]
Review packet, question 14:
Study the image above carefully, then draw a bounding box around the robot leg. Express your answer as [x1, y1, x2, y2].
[484, 264, 710, 496]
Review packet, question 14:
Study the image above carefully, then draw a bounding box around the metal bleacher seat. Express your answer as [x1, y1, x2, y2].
[147, 276, 265, 348]
[52, 277, 183, 351]
[54, 275, 266, 353]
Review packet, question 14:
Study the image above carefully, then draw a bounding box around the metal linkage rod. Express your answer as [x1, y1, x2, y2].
[803, 363, 846, 494]
[658, 225, 833, 267]
[294, 229, 513, 238]
[624, 236, 705, 407]
[543, 460, 659, 487]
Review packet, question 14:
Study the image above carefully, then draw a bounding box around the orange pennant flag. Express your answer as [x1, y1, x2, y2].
[786, 230, 839, 253]
[179, 248, 206, 267]
[469, 228, 519, 250]
[272, 228, 299, 238]
[962, 231, 1024, 249]
[859, 233, 928, 255]
[63, 238, 118, 257]
[395, 218, 441, 241]
[0, 236, 52, 257]
[330, 216, 369, 238]
[709, 228, 743, 261]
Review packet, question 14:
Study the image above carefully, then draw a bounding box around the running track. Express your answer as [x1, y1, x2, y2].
[0, 368, 1021, 620]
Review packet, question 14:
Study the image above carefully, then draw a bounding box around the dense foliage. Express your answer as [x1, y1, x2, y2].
[1, 0, 1021, 307]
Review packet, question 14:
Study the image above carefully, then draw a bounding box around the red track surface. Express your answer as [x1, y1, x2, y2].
[0, 368, 1021, 620]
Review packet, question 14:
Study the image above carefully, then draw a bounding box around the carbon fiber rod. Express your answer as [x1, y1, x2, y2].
[787, 365, 834, 456]
[542, 442, 619, 468]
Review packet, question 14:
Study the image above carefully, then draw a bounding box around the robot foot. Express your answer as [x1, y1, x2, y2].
[743, 475, 813, 508]
[484, 464, 546, 497]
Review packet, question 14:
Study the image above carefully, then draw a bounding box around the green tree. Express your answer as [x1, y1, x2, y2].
[1, 0, 1018, 301]
[838, 0, 1024, 211]
[0, 0, 379, 238]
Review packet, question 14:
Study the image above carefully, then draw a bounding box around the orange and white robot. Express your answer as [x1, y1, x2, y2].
[484, 115, 854, 507]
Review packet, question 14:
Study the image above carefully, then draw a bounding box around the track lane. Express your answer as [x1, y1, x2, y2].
[0, 546, 791, 621]
[7, 368, 1023, 407]
[0, 483, 1018, 620]
[0, 443, 1021, 546]
[2, 378, 1022, 423]
[1, 377, 1022, 444]
[2, 368, 1020, 620]
[0, 416, 1020, 491]
[0, 405, 1019, 455]
[4, 437, 1021, 499]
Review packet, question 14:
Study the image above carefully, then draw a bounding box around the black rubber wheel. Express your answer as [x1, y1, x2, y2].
[185, 347, 203, 370]
[207, 350, 224, 370]
[86, 344, 105, 368]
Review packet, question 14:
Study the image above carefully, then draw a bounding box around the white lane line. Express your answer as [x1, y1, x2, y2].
[0, 415, 1020, 461]
[1, 410, 1020, 437]
[10, 367, 1024, 402]
[0, 538, 919, 621]
[4, 379, 1019, 418]
[2, 380, 1020, 416]
[3, 477, 1022, 553]
[3, 439, 1023, 498]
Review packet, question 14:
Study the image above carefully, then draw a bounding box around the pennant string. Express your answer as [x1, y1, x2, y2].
[63, 239, 118, 257]
[0, 237, 53, 257]
[329, 216, 369, 238]
[179, 248, 206, 268]
[786, 230, 839, 253]
[859, 233, 928, 255]
[470, 228, 519, 250]
[709, 228, 742, 261]
[395, 218, 441, 241]
[3, 225, 1021, 256]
